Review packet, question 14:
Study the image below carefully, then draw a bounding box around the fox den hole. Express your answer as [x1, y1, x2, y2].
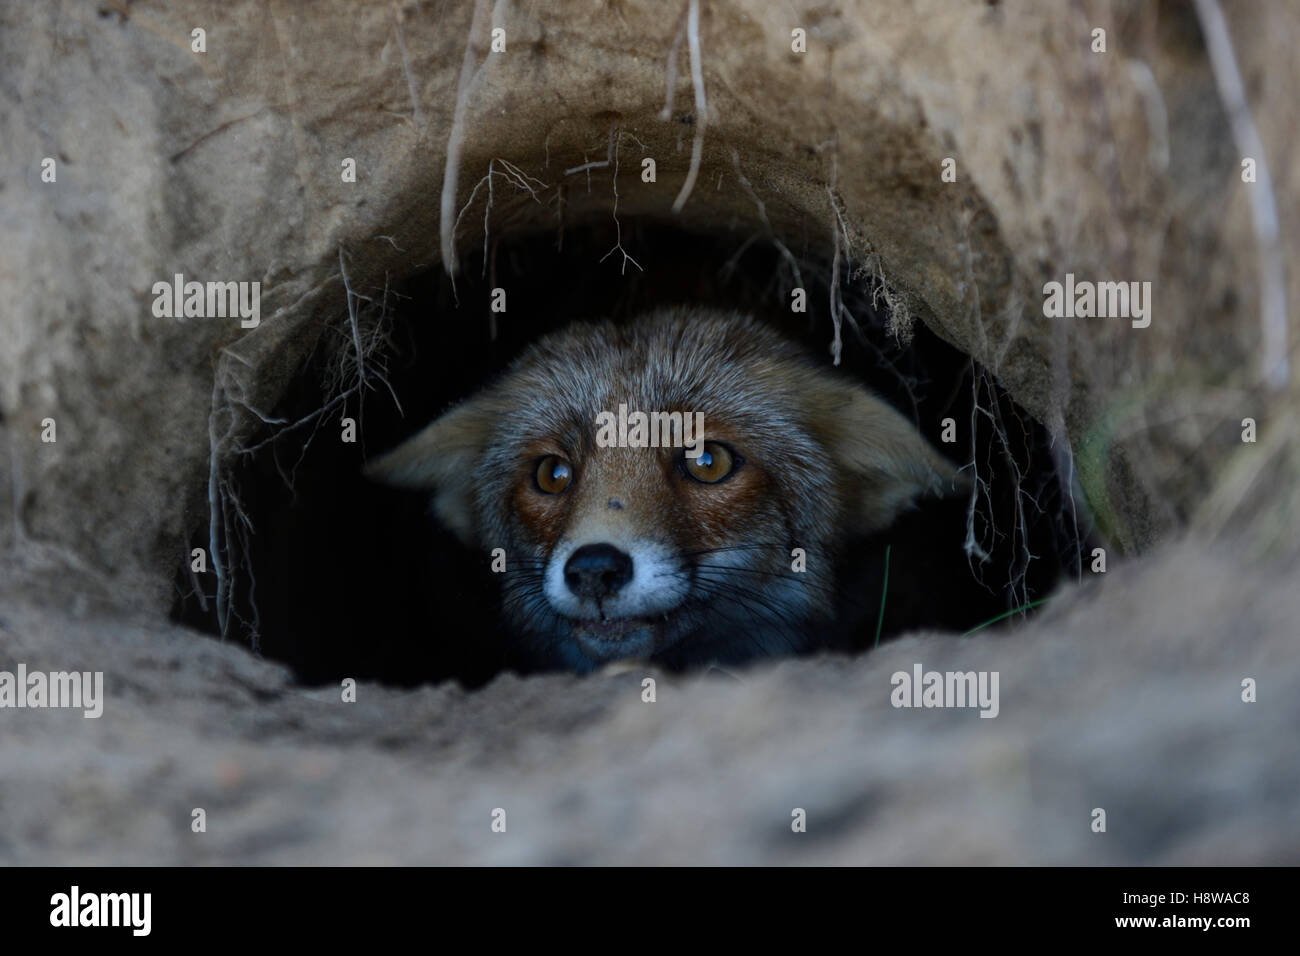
[172, 218, 1089, 688]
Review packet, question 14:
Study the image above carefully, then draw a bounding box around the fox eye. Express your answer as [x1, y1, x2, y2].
[534, 455, 573, 494]
[682, 442, 738, 484]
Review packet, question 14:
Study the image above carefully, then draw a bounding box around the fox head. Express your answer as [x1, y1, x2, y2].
[366, 308, 965, 671]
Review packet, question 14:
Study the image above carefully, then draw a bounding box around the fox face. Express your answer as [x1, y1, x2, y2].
[367, 308, 964, 672]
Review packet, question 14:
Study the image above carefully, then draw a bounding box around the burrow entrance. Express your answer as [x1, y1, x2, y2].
[173, 216, 1092, 687]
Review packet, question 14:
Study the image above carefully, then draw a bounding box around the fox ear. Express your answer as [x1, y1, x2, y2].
[816, 383, 969, 535]
[363, 398, 497, 544]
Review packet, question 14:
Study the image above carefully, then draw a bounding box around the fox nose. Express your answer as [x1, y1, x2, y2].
[564, 543, 634, 600]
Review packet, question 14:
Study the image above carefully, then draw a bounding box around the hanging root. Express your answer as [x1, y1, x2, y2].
[823, 141, 854, 366]
[1049, 430, 1084, 581]
[440, 0, 490, 281]
[959, 361, 1045, 611]
[986, 384, 1039, 610]
[598, 128, 644, 274]
[447, 157, 551, 288]
[826, 183, 853, 365]
[1193, 0, 1289, 391]
[662, 0, 706, 214]
[564, 128, 614, 177]
[962, 362, 995, 573]
[828, 201, 844, 365]
[726, 148, 805, 291]
[206, 254, 404, 645]
[658, 4, 687, 121]
[327, 250, 404, 439]
[206, 369, 238, 641]
[391, 1, 423, 128]
[559, 127, 643, 274]
[339, 245, 368, 387]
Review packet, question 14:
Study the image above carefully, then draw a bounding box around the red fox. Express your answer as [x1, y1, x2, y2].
[366, 307, 965, 672]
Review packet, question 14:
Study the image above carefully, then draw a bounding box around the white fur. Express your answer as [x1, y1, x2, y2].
[544, 535, 690, 621]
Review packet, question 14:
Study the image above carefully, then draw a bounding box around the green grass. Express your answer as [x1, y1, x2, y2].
[872, 546, 1049, 646]
[960, 597, 1051, 637]
[873, 544, 891, 648]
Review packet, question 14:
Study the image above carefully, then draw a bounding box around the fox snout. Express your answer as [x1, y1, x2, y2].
[366, 308, 967, 671]
[563, 544, 633, 600]
[543, 530, 692, 662]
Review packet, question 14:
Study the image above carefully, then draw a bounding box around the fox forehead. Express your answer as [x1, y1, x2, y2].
[489, 310, 822, 449]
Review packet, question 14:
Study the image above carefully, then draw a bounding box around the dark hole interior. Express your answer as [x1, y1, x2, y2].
[172, 217, 1091, 687]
